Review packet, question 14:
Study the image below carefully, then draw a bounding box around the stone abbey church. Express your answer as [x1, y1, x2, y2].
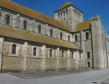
[0, 0, 108, 72]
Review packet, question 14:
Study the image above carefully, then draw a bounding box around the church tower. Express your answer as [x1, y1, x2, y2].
[54, 2, 83, 32]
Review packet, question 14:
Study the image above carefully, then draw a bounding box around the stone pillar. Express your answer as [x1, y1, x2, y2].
[67, 49, 71, 70]
[80, 31, 85, 59]
[23, 41, 28, 72]
[91, 18, 104, 69]
[80, 31, 85, 50]
[41, 45, 46, 71]
[76, 50, 79, 69]
[11, 14, 17, 28]
[16, 14, 20, 28]
[54, 13, 58, 20]
[0, 37, 4, 72]
[32, 19, 35, 32]
[56, 47, 60, 71]
[0, 8, 2, 24]
[45, 24, 48, 36]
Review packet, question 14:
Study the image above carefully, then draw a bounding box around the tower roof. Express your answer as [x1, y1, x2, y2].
[55, 2, 83, 13]
[59, 2, 72, 10]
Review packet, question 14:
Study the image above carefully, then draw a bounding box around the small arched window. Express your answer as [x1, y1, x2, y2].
[23, 20, 27, 30]
[12, 44, 16, 54]
[49, 49, 52, 57]
[68, 35, 70, 42]
[60, 32, 63, 40]
[79, 52, 82, 59]
[88, 62, 90, 68]
[72, 52, 74, 59]
[50, 29, 53, 37]
[67, 22, 69, 26]
[33, 47, 37, 56]
[58, 13, 60, 19]
[87, 52, 90, 59]
[61, 12, 62, 17]
[66, 9, 68, 15]
[62, 51, 64, 58]
[75, 35, 78, 42]
[86, 32, 89, 40]
[63, 10, 65, 16]
[0, 9, 1, 16]
[5, 15, 10, 25]
[38, 25, 41, 33]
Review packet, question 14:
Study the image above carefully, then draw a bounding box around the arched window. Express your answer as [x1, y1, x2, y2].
[79, 52, 82, 59]
[5, 15, 10, 25]
[86, 32, 89, 40]
[62, 51, 64, 58]
[66, 9, 68, 15]
[87, 52, 90, 59]
[60, 32, 63, 40]
[58, 13, 60, 19]
[0, 9, 1, 16]
[49, 49, 52, 57]
[33, 47, 37, 56]
[38, 25, 41, 33]
[63, 10, 65, 16]
[75, 35, 78, 41]
[61, 12, 62, 17]
[23, 20, 27, 30]
[88, 62, 90, 68]
[67, 22, 69, 26]
[68, 35, 70, 42]
[12, 44, 16, 54]
[50, 29, 53, 37]
[72, 52, 74, 59]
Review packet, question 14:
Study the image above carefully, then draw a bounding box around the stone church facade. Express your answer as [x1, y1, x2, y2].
[0, 0, 108, 72]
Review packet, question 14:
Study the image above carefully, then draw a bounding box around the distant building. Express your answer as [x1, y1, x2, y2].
[0, 0, 108, 72]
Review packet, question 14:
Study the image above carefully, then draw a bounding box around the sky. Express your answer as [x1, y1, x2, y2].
[12, 0, 109, 35]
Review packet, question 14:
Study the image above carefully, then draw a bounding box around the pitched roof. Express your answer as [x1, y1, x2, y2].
[0, 0, 71, 32]
[74, 20, 91, 32]
[59, 2, 72, 10]
[74, 17, 98, 32]
[0, 24, 80, 50]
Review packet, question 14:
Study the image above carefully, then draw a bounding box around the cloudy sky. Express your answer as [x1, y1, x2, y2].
[12, 0, 109, 35]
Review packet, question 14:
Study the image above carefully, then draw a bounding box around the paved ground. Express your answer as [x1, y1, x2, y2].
[9, 70, 89, 79]
[101, 79, 109, 84]
[0, 69, 109, 84]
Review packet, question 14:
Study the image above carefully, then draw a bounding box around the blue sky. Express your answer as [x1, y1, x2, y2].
[12, 0, 109, 35]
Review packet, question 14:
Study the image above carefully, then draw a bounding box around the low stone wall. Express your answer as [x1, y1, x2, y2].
[26, 57, 42, 72]
[78, 60, 89, 69]
[2, 56, 24, 72]
[45, 58, 57, 71]
[2, 56, 85, 72]
[59, 59, 67, 70]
